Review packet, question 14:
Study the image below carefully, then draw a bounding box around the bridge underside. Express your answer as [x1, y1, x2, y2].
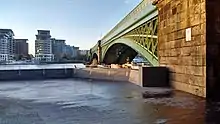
[92, 53, 98, 61]
[101, 37, 158, 66]
[100, 16, 159, 66]
[103, 43, 137, 65]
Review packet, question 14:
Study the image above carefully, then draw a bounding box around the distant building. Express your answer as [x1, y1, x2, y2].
[14, 39, 28, 57]
[72, 46, 79, 58]
[64, 45, 74, 58]
[0, 29, 15, 62]
[79, 50, 89, 56]
[9, 39, 15, 56]
[35, 30, 54, 62]
[51, 38, 66, 61]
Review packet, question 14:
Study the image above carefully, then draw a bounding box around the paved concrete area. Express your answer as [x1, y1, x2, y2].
[0, 79, 210, 124]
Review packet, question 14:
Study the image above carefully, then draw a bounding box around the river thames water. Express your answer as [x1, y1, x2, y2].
[0, 63, 86, 70]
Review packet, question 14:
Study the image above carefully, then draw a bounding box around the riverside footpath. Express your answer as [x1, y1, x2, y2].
[0, 65, 219, 123]
[0, 79, 207, 124]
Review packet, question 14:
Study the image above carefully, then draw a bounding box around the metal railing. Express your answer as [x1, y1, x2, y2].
[0, 64, 85, 70]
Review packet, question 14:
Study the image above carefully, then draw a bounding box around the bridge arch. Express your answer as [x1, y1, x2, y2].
[102, 38, 159, 66]
[103, 43, 137, 64]
[91, 53, 98, 61]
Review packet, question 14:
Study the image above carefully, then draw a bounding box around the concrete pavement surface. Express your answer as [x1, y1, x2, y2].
[0, 79, 213, 124]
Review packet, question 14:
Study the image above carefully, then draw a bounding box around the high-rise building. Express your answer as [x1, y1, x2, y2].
[14, 39, 28, 57]
[35, 30, 54, 62]
[64, 45, 74, 58]
[72, 46, 79, 58]
[0, 29, 14, 62]
[51, 38, 66, 61]
[79, 50, 89, 56]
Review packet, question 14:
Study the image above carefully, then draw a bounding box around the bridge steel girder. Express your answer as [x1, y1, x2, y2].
[101, 38, 159, 66]
[90, 0, 159, 66]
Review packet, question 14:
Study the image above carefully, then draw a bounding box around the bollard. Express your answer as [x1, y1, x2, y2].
[126, 70, 129, 77]
[18, 66, 21, 76]
[73, 68, 76, 75]
[18, 69, 21, 76]
[42, 69, 45, 76]
[64, 68, 67, 75]
[108, 70, 111, 76]
[89, 68, 92, 78]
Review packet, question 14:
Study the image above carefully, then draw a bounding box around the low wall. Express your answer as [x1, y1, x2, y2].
[0, 68, 73, 81]
[73, 67, 170, 88]
[0, 67, 140, 85]
[73, 68, 141, 86]
[0, 67, 170, 90]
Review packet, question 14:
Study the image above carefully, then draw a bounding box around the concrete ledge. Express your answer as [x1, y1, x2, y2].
[73, 68, 140, 85]
[73, 67, 171, 88]
[0, 67, 171, 93]
[0, 68, 74, 81]
[142, 87, 173, 98]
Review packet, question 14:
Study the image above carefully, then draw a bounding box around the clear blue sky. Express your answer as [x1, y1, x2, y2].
[0, 0, 141, 54]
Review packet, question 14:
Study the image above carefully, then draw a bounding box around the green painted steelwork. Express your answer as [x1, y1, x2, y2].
[102, 38, 159, 66]
[90, 0, 159, 66]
